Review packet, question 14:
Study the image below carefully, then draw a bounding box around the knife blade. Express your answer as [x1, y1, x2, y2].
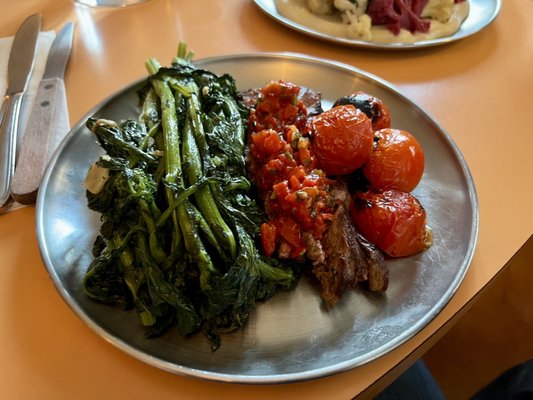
[11, 22, 74, 205]
[0, 13, 41, 209]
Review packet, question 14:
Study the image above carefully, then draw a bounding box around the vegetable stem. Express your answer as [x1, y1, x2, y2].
[183, 114, 236, 260]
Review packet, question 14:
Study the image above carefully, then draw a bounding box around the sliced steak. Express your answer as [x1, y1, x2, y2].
[311, 181, 388, 307]
[298, 86, 324, 116]
[238, 88, 261, 110]
[357, 232, 389, 292]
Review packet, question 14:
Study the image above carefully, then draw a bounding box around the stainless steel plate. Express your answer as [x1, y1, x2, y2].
[36, 53, 478, 383]
[252, 0, 501, 50]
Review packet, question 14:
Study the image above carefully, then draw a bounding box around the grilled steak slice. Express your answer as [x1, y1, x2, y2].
[311, 182, 388, 307]
[238, 88, 261, 110]
[312, 204, 367, 307]
[357, 232, 389, 292]
[297, 86, 324, 116]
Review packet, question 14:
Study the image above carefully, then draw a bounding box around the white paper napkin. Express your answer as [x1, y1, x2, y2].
[0, 31, 55, 212]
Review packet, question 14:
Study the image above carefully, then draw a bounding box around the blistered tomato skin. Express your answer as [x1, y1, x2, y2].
[350, 189, 430, 257]
[363, 128, 425, 192]
[333, 92, 391, 131]
[311, 105, 374, 176]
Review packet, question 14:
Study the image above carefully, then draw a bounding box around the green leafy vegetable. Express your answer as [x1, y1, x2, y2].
[83, 43, 299, 349]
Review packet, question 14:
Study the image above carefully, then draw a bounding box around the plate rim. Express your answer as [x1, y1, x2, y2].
[252, 0, 502, 50]
[36, 52, 479, 384]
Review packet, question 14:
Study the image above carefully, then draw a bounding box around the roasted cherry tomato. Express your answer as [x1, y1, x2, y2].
[333, 92, 391, 131]
[311, 105, 374, 176]
[350, 189, 431, 257]
[363, 128, 425, 192]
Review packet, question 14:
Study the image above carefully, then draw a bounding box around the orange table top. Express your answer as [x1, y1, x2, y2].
[1, 1, 532, 399]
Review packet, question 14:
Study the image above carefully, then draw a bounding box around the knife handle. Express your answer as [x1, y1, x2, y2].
[11, 77, 70, 205]
[0, 92, 24, 209]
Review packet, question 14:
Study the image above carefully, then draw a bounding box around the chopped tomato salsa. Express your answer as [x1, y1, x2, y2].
[247, 81, 336, 259]
[248, 80, 308, 134]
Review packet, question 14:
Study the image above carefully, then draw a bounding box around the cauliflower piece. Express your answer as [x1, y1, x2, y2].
[331, 0, 371, 40]
[305, 0, 335, 15]
[333, 0, 368, 17]
[421, 0, 454, 23]
[344, 12, 372, 40]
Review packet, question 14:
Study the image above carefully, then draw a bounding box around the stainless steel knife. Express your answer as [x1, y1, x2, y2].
[0, 13, 41, 209]
[11, 22, 74, 205]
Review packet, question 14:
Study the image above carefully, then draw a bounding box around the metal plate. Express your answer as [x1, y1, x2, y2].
[36, 53, 478, 383]
[252, 0, 501, 50]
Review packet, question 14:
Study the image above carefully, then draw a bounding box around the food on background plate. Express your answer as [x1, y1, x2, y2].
[274, 0, 470, 44]
[82, 44, 431, 348]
